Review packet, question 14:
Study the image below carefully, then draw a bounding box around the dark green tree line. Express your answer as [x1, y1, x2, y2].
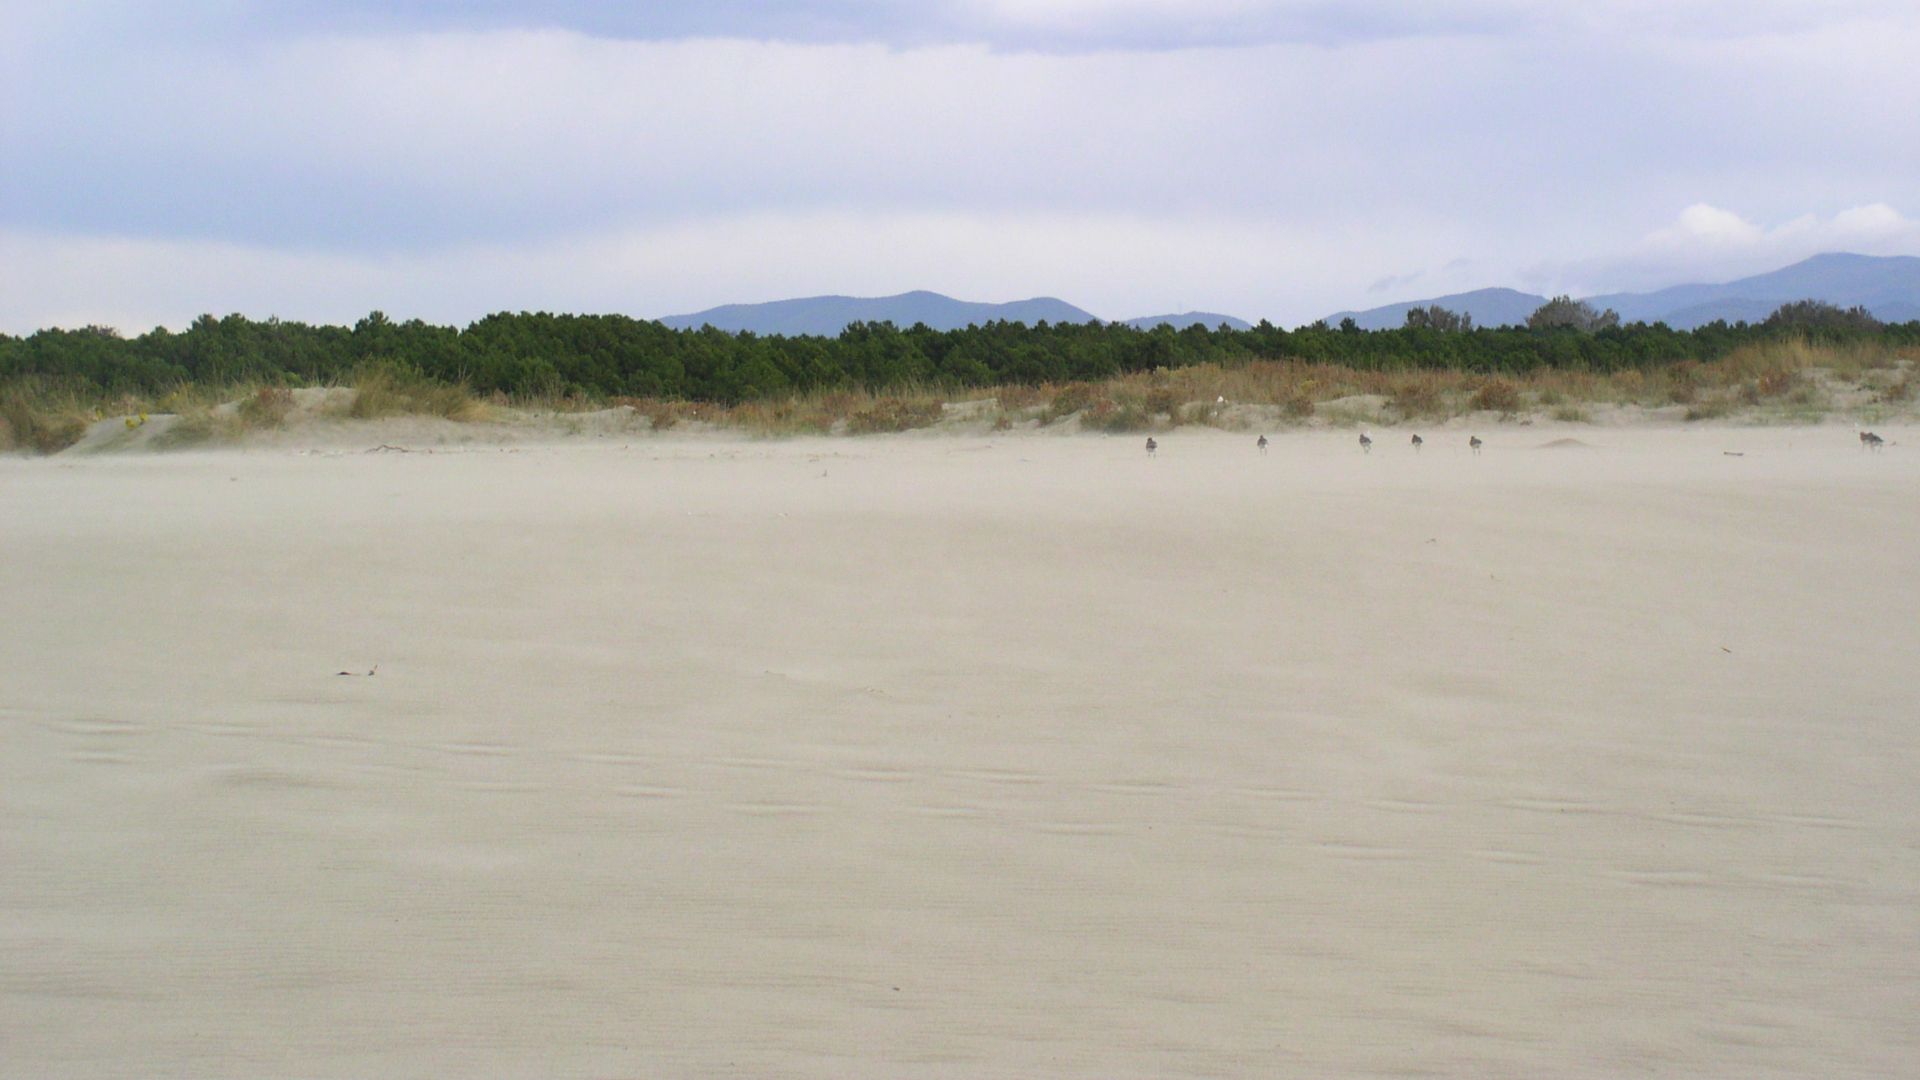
[5, 303, 1916, 404]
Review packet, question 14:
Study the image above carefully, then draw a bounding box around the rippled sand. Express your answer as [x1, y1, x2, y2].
[4, 428, 1918, 1077]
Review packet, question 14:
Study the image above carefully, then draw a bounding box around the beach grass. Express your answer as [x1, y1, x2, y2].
[5, 338, 1914, 453]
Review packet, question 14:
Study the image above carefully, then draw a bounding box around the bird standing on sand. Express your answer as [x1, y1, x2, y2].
[1145, 437, 1157, 457]
[1860, 430, 1885, 451]
[1411, 434, 1424, 451]
[1257, 435, 1268, 454]
[1359, 432, 1373, 453]
[1469, 435, 1483, 455]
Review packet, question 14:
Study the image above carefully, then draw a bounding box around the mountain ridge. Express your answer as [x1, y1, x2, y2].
[653, 253, 1920, 337]
[1326, 253, 1920, 330]
[1124, 312, 1254, 331]
[1325, 288, 1546, 332]
[658, 290, 1101, 335]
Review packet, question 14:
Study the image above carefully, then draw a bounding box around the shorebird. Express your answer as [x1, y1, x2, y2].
[1861, 430, 1885, 451]
[1410, 434, 1424, 451]
[1359, 432, 1373, 454]
[1145, 437, 1157, 457]
[1257, 435, 1268, 454]
[1469, 435, 1483, 455]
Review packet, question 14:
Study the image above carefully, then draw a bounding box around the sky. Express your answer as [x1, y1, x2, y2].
[4, 0, 1920, 332]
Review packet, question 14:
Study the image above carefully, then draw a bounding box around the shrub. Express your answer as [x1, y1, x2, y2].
[348, 363, 484, 421]
[995, 384, 1047, 412]
[1044, 383, 1098, 422]
[1179, 399, 1221, 426]
[846, 397, 942, 434]
[1470, 379, 1522, 414]
[238, 386, 294, 426]
[1390, 375, 1446, 418]
[1753, 369, 1799, 399]
[1764, 300, 1881, 333]
[1527, 296, 1620, 331]
[1082, 398, 1151, 432]
[0, 385, 89, 453]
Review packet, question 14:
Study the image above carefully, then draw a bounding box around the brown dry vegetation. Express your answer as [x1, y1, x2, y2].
[0, 381, 89, 453]
[4, 339, 1915, 453]
[342, 365, 486, 421]
[238, 386, 295, 426]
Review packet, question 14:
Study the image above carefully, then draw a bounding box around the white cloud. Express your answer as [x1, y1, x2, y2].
[1645, 202, 1920, 263]
[5, 6, 1920, 327]
[1645, 204, 1767, 248]
[1527, 203, 1920, 296]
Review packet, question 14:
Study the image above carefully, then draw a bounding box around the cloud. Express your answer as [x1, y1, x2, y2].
[1529, 203, 1920, 296]
[1653, 204, 1767, 247]
[5, 29, 1544, 250]
[4, 3, 1920, 328]
[14, 0, 1920, 52]
[1368, 272, 1422, 295]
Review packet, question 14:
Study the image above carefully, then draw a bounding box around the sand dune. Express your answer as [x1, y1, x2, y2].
[3, 427, 1918, 1077]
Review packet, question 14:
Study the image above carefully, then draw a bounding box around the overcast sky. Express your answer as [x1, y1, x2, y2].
[5, 0, 1919, 332]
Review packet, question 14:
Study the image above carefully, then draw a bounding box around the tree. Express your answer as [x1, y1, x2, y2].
[1764, 299, 1881, 333]
[1404, 305, 1473, 332]
[1527, 296, 1620, 332]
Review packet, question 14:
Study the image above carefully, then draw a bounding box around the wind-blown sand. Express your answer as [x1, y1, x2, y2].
[3, 427, 1917, 1078]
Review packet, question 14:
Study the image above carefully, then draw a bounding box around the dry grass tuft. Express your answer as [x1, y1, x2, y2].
[1886, 376, 1913, 402]
[1684, 398, 1734, 421]
[1389, 373, 1449, 418]
[346, 364, 485, 421]
[0, 383, 90, 453]
[994, 384, 1048, 412]
[238, 386, 295, 426]
[1083, 397, 1153, 432]
[1470, 379, 1522, 414]
[1044, 383, 1100, 423]
[844, 396, 944, 434]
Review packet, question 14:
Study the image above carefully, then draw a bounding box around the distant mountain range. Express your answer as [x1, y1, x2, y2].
[1323, 288, 1544, 332]
[659, 291, 1098, 335]
[1584, 253, 1920, 326]
[1327, 253, 1920, 330]
[659, 291, 1252, 335]
[656, 253, 1920, 337]
[1122, 312, 1254, 331]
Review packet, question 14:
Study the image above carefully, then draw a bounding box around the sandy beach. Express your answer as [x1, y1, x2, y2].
[3, 425, 1918, 1078]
